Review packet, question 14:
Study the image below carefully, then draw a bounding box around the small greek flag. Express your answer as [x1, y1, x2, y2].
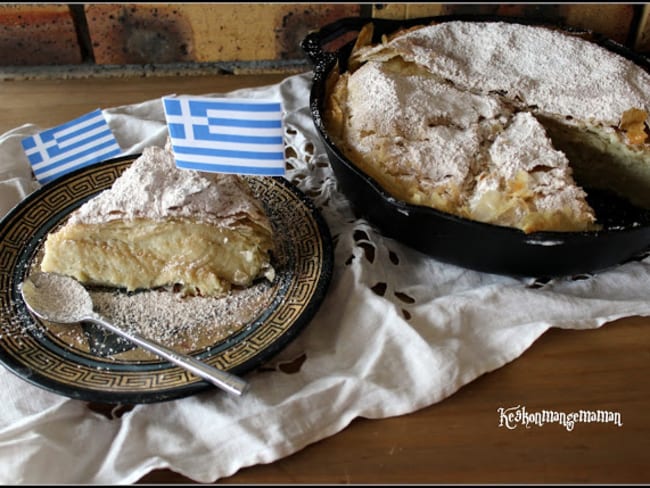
[162, 96, 285, 176]
[22, 109, 122, 184]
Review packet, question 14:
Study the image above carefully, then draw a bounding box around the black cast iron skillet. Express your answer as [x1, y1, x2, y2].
[301, 14, 650, 278]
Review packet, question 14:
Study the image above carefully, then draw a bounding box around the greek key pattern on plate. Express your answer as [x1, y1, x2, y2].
[0, 157, 332, 401]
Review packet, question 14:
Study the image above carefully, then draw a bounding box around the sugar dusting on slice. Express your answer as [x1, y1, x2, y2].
[69, 142, 271, 231]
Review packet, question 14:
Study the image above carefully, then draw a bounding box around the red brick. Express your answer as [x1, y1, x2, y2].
[84, 4, 193, 65]
[273, 4, 361, 59]
[0, 4, 81, 65]
[373, 4, 444, 19]
[85, 4, 360, 65]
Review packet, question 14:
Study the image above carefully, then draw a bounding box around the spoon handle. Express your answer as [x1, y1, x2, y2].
[87, 313, 249, 396]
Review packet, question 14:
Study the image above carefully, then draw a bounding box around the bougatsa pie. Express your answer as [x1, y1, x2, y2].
[40, 142, 276, 297]
[324, 21, 650, 233]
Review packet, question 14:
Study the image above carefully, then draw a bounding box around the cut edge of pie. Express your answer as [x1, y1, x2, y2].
[39, 142, 276, 297]
[324, 21, 650, 234]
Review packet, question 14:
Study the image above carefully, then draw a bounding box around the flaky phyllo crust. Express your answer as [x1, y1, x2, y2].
[324, 21, 650, 233]
[40, 142, 276, 297]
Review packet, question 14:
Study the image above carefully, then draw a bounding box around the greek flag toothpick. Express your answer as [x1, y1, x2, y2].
[21, 109, 122, 184]
[162, 95, 286, 176]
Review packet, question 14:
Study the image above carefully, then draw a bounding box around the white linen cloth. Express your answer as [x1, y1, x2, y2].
[1, 72, 650, 484]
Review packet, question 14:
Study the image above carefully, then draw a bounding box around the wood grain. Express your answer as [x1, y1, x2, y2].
[137, 317, 650, 484]
[0, 73, 288, 135]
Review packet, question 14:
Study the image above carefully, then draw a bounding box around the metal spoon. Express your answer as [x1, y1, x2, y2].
[20, 272, 250, 396]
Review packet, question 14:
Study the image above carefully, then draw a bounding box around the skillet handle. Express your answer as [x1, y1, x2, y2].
[300, 16, 373, 66]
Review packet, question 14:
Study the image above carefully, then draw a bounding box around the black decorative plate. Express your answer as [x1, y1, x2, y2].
[0, 154, 333, 404]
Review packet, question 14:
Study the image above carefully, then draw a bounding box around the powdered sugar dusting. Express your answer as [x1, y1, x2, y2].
[488, 112, 570, 178]
[364, 21, 650, 125]
[344, 60, 510, 191]
[478, 112, 589, 214]
[14, 270, 275, 356]
[70, 142, 270, 232]
[347, 61, 506, 139]
[20, 272, 93, 324]
[90, 282, 274, 354]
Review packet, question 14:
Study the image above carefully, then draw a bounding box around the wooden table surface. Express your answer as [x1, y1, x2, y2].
[1, 73, 649, 484]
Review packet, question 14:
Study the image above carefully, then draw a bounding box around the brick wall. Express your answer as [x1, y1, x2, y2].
[1, 3, 649, 72]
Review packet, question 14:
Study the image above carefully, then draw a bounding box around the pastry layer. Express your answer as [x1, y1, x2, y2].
[40, 218, 275, 296]
[40, 143, 276, 296]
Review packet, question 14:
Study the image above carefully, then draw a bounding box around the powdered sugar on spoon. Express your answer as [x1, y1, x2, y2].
[19, 272, 250, 396]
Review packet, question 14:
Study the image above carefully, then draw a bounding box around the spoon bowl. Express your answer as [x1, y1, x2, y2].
[20, 272, 94, 323]
[20, 272, 250, 396]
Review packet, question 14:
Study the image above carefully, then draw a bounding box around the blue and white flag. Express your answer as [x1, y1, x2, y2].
[22, 109, 122, 184]
[162, 96, 285, 176]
